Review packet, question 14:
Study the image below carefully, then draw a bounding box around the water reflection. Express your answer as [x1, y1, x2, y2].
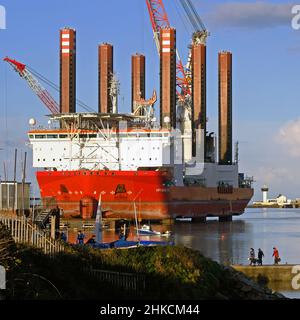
[174, 219, 250, 265]
[174, 208, 300, 266]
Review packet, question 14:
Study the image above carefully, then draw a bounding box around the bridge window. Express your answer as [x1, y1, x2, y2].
[47, 134, 58, 139]
[151, 133, 162, 137]
[139, 133, 150, 138]
[35, 135, 46, 139]
[59, 134, 68, 139]
[119, 133, 128, 138]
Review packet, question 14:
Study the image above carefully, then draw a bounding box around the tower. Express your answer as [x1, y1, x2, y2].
[261, 185, 269, 203]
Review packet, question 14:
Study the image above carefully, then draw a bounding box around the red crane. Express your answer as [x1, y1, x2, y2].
[4, 57, 60, 114]
[145, 0, 191, 99]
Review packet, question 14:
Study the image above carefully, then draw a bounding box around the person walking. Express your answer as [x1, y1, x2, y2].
[76, 230, 85, 245]
[257, 248, 264, 266]
[249, 248, 256, 266]
[272, 247, 280, 265]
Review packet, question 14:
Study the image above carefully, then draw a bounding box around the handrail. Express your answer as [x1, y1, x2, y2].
[0, 214, 64, 256]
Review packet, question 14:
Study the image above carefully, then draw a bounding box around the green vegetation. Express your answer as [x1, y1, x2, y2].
[0, 223, 284, 300]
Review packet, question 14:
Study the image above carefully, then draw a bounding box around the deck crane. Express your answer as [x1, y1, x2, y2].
[145, 0, 209, 130]
[179, 0, 210, 78]
[4, 57, 94, 114]
[145, 0, 191, 99]
[179, 0, 210, 45]
[4, 57, 60, 114]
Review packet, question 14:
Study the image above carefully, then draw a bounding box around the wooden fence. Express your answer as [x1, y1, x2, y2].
[0, 214, 65, 256]
[85, 268, 146, 293]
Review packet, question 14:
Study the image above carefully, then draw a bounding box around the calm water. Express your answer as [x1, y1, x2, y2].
[173, 208, 300, 299]
[173, 208, 300, 265]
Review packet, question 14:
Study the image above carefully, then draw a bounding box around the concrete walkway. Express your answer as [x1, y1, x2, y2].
[232, 264, 300, 291]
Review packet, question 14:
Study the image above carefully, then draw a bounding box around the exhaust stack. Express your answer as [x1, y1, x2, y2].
[99, 43, 113, 113]
[218, 51, 232, 165]
[160, 27, 176, 129]
[60, 28, 76, 113]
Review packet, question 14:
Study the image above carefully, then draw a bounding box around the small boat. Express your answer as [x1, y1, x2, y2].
[161, 230, 172, 237]
[89, 239, 174, 249]
[136, 224, 161, 236]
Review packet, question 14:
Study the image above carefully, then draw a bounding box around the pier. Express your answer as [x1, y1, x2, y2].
[232, 265, 300, 292]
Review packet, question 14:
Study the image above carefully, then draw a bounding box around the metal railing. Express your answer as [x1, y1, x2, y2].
[0, 213, 65, 256]
[84, 267, 146, 293]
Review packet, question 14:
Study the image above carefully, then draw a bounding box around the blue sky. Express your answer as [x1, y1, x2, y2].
[0, 0, 299, 201]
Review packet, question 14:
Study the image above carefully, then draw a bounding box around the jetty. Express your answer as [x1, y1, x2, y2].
[232, 264, 300, 292]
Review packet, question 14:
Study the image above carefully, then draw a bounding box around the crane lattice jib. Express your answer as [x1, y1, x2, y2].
[4, 57, 59, 114]
[146, 0, 170, 34]
[146, 0, 191, 98]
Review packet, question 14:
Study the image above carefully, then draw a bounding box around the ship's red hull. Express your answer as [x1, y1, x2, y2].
[36, 170, 253, 220]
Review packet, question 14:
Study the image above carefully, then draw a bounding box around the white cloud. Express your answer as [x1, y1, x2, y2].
[207, 1, 293, 29]
[278, 118, 300, 157]
[237, 120, 300, 200]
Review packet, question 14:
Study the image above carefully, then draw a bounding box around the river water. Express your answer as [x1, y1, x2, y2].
[173, 208, 300, 299]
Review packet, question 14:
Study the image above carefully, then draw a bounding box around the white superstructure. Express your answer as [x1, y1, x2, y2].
[28, 113, 240, 189]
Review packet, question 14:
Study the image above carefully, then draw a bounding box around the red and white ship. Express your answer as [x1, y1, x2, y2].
[6, 4, 254, 221]
[28, 113, 253, 221]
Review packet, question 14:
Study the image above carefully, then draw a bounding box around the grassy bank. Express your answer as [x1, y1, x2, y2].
[0, 224, 285, 300]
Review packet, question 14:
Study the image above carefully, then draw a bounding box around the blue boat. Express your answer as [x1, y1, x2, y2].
[87, 238, 174, 249]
